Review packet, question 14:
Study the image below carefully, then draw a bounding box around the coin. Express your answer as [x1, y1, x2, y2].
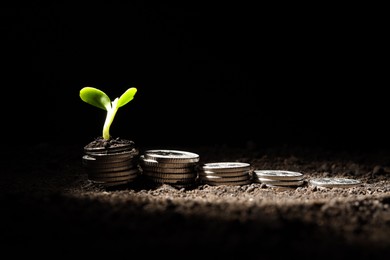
[82, 156, 136, 168]
[140, 155, 197, 168]
[309, 178, 361, 188]
[84, 151, 139, 162]
[144, 176, 196, 185]
[143, 150, 200, 163]
[200, 174, 250, 182]
[254, 170, 304, 181]
[201, 179, 252, 186]
[142, 172, 197, 180]
[255, 178, 304, 187]
[199, 170, 250, 177]
[84, 143, 135, 154]
[87, 164, 137, 173]
[266, 185, 298, 191]
[141, 165, 195, 174]
[201, 162, 251, 172]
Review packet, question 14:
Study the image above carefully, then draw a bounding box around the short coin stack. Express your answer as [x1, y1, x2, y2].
[82, 142, 140, 187]
[198, 162, 252, 186]
[309, 177, 361, 188]
[140, 149, 199, 188]
[253, 170, 305, 188]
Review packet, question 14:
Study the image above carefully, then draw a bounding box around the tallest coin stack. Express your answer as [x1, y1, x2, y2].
[140, 149, 200, 188]
[82, 139, 140, 187]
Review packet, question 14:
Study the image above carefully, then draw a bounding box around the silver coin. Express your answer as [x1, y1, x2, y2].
[84, 143, 135, 154]
[143, 150, 200, 163]
[83, 156, 136, 168]
[144, 176, 196, 184]
[199, 174, 250, 182]
[201, 179, 252, 186]
[201, 162, 251, 172]
[141, 165, 195, 174]
[309, 178, 361, 188]
[199, 170, 250, 177]
[84, 151, 138, 162]
[266, 185, 298, 191]
[142, 171, 197, 180]
[140, 155, 197, 168]
[254, 170, 304, 181]
[255, 178, 304, 187]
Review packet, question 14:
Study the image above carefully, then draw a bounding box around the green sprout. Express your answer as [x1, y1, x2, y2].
[80, 86, 137, 140]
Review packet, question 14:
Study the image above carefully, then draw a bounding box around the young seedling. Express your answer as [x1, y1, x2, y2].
[80, 86, 137, 140]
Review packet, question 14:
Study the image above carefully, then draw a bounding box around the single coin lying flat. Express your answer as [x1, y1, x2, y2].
[309, 177, 361, 188]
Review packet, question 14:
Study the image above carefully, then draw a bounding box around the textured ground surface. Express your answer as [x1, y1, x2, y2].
[2, 142, 390, 258]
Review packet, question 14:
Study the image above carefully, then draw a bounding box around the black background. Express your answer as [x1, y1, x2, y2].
[2, 4, 388, 151]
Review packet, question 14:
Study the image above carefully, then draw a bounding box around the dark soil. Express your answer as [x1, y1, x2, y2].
[2, 140, 390, 259]
[83, 136, 137, 151]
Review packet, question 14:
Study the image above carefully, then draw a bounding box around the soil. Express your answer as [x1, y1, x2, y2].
[2, 139, 390, 259]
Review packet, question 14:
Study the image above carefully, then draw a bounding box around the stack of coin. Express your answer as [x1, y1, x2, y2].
[83, 141, 140, 187]
[198, 162, 252, 186]
[140, 149, 199, 188]
[253, 170, 305, 188]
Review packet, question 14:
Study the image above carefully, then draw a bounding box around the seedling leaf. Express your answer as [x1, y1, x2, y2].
[80, 87, 111, 111]
[118, 87, 137, 108]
